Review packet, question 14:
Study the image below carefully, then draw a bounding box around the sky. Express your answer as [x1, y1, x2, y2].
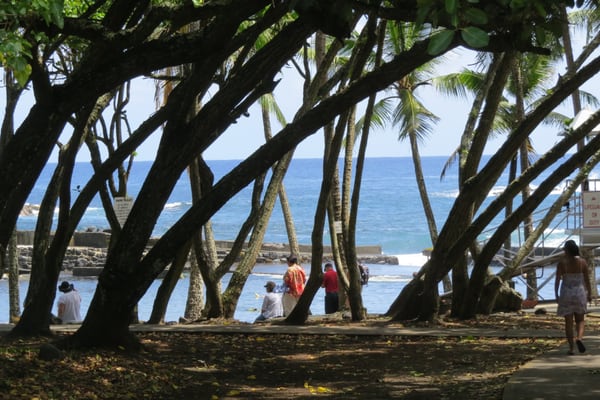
[1, 36, 597, 163]
[110, 45, 589, 162]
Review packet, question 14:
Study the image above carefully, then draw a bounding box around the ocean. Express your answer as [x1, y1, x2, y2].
[2, 156, 593, 323]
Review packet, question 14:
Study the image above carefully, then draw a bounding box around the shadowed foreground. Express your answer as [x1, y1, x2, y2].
[0, 313, 581, 399]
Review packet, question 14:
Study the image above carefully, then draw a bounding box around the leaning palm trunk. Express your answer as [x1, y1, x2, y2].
[147, 241, 192, 324]
[337, 19, 385, 320]
[223, 152, 294, 318]
[8, 231, 19, 323]
[188, 157, 224, 319]
[512, 59, 537, 301]
[260, 96, 300, 256]
[288, 110, 351, 324]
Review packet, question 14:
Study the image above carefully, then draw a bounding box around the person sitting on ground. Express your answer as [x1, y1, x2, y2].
[255, 281, 283, 323]
[57, 281, 82, 324]
[555, 240, 592, 355]
[321, 262, 339, 314]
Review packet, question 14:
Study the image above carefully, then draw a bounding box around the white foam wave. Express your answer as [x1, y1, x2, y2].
[164, 202, 188, 209]
[394, 253, 429, 267]
[252, 272, 284, 279]
[446, 182, 569, 198]
[432, 190, 459, 199]
[368, 275, 411, 283]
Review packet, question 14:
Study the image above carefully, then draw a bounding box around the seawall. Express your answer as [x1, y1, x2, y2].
[15, 231, 399, 275]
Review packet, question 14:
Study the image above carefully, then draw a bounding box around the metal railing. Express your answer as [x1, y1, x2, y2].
[478, 179, 600, 300]
[480, 204, 573, 271]
[477, 197, 577, 301]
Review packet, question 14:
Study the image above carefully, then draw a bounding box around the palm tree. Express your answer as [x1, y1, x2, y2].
[380, 21, 450, 292]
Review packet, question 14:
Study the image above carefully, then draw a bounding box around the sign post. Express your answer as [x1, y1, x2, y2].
[114, 197, 134, 227]
[582, 191, 600, 228]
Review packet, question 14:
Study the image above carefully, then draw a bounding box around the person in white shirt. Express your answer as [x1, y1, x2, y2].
[254, 281, 283, 322]
[57, 281, 82, 323]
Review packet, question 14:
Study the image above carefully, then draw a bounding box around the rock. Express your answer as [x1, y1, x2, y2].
[493, 282, 523, 312]
[76, 257, 90, 267]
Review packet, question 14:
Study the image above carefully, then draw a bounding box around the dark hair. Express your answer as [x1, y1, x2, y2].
[287, 255, 298, 264]
[564, 240, 580, 257]
[264, 281, 276, 292]
[324, 262, 333, 269]
[58, 281, 73, 293]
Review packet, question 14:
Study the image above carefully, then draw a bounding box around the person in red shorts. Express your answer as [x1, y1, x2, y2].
[321, 262, 339, 314]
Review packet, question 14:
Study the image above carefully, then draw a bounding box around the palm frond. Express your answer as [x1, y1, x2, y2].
[432, 69, 484, 98]
[392, 90, 439, 142]
[355, 97, 395, 133]
[543, 111, 572, 130]
[440, 148, 460, 181]
[260, 93, 287, 128]
[579, 90, 600, 108]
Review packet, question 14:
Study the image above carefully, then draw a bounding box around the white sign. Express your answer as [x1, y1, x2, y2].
[114, 197, 134, 226]
[583, 191, 600, 228]
[333, 220, 343, 234]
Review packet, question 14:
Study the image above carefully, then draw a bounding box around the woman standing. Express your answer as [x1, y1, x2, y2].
[555, 240, 593, 355]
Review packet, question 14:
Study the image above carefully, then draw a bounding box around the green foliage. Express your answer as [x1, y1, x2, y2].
[0, 31, 32, 86]
[427, 29, 455, 55]
[415, 0, 434, 27]
[34, 0, 65, 28]
[293, 0, 355, 40]
[445, 0, 458, 14]
[0, 0, 65, 85]
[418, 0, 579, 56]
[463, 7, 488, 24]
[460, 26, 489, 48]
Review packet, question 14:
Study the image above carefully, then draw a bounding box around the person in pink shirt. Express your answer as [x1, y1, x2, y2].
[321, 262, 339, 314]
[282, 255, 306, 316]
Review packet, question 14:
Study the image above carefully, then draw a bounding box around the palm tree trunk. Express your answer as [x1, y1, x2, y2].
[147, 241, 191, 324]
[223, 152, 293, 318]
[261, 98, 300, 256]
[8, 231, 20, 323]
[184, 248, 204, 321]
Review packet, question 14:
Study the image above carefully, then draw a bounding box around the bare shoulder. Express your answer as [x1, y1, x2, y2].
[577, 256, 590, 269]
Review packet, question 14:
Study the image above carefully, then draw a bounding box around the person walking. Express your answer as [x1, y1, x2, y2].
[282, 255, 306, 316]
[555, 240, 593, 355]
[321, 262, 339, 314]
[57, 281, 82, 324]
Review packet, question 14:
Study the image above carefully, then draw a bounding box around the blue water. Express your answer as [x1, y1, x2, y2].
[18, 156, 576, 252]
[3, 156, 593, 323]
